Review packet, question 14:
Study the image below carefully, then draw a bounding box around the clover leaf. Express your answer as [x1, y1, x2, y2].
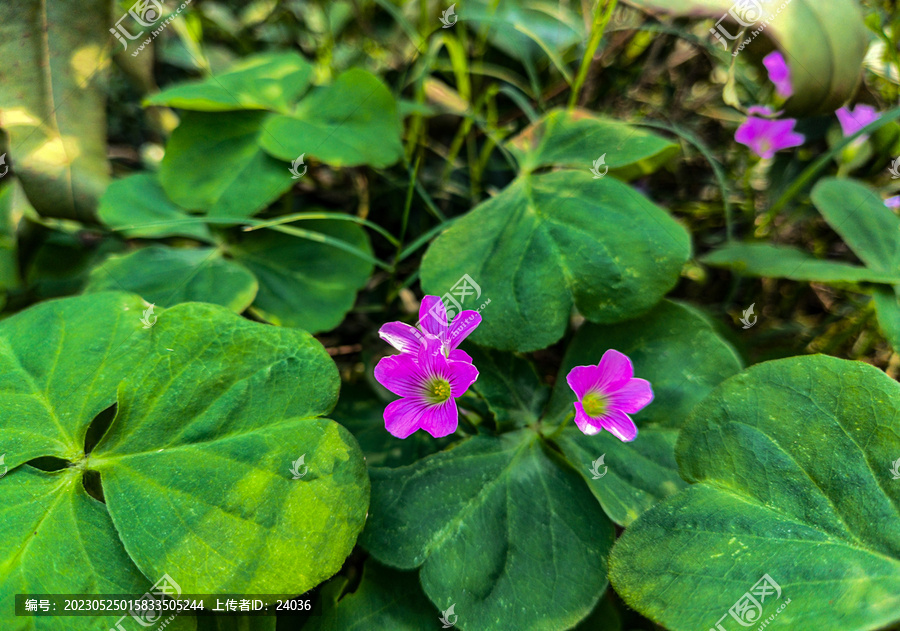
[0, 292, 369, 630]
[609, 355, 900, 631]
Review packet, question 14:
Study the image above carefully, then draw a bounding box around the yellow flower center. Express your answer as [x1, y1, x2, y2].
[582, 392, 607, 417]
[427, 378, 452, 404]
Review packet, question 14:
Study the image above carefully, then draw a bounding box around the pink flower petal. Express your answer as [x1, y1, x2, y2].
[609, 378, 654, 415]
[449, 349, 473, 363]
[374, 353, 426, 398]
[447, 310, 481, 349]
[835, 104, 880, 138]
[419, 295, 448, 341]
[599, 409, 638, 442]
[384, 397, 430, 438]
[763, 51, 792, 98]
[566, 364, 603, 400]
[379, 321, 425, 354]
[596, 349, 634, 392]
[447, 359, 478, 398]
[573, 401, 602, 436]
[420, 399, 459, 437]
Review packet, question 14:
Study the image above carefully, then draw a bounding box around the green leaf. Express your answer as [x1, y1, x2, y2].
[0, 293, 370, 602]
[230, 221, 374, 333]
[260, 69, 403, 169]
[98, 174, 213, 241]
[702, 243, 900, 284]
[145, 52, 313, 112]
[26, 232, 124, 299]
[609, 355, 900, 631]
[874, 286, 900, 351]
[421, 172, 691, 351]
[549, 300, 742, 526]
[0, 0, 111, 221]
[464, 0, 584, 64]
[159, 111, 295, 219]
[307, 561, 437, 631]
[0, 184, 22, 292]
[626, 0, 868, 115]
[362, 430, 613, 630]
[0, 292, 154, 465]
[90, 300, 369, 594]
[84, 246, 258, 313]
[464, 345, 549, 429]
[507, 108, 679, 177]
[811, 178, 900, 275]
[0, 467, 196, 631]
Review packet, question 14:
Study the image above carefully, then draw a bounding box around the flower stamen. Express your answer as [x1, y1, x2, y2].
[427, 377, 452, 404]
[582, 392, 607, 418]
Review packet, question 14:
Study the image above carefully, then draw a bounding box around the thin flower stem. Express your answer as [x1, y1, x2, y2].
[546, 410, 576, 439]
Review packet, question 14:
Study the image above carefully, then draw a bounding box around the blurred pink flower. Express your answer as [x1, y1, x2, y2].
[836, 104, 880, 140]
[763, 51, 792, 98]
[885, 196, 900, 209]
[735, 107, 804, 159]
[565, 349, 653, 442]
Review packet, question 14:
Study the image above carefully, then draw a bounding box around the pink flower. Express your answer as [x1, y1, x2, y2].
[763, 51, 792, 98]
[886, 196, 900, 209]
[565, 350, 653, 441]
[378, 295, 481, 362]
[735, 107, 804, 159]
[374, 337, 479, 438]
[835, 104, 880, 140]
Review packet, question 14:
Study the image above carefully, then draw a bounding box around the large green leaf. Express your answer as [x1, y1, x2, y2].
[811, 178, 900, 275]
[362, 430, 613, 631]
[702, 242, 900, 284]
[625, 0, 868, 115]
[609, 355, 900, 631]
[421, 171, 691, 351]
[260, 69, 404, 169]
[145, 52, 313, 113]
[98, 173, 213, 241]
[159, 111, 295, 219]
[0, 0, 111, 221]
[307, 561, 437, 631]
[508, 108, 679, 178]
[549, 300, 742, 526]
[230, 221, 374, 333]
[0, 468, 195, 631]
[84, 246, 258, 313]
[0, 293, 370, 609]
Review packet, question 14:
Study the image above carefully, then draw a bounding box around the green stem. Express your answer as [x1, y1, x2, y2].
[568, 0, 618, 110]
[546, 410, 575, 440]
